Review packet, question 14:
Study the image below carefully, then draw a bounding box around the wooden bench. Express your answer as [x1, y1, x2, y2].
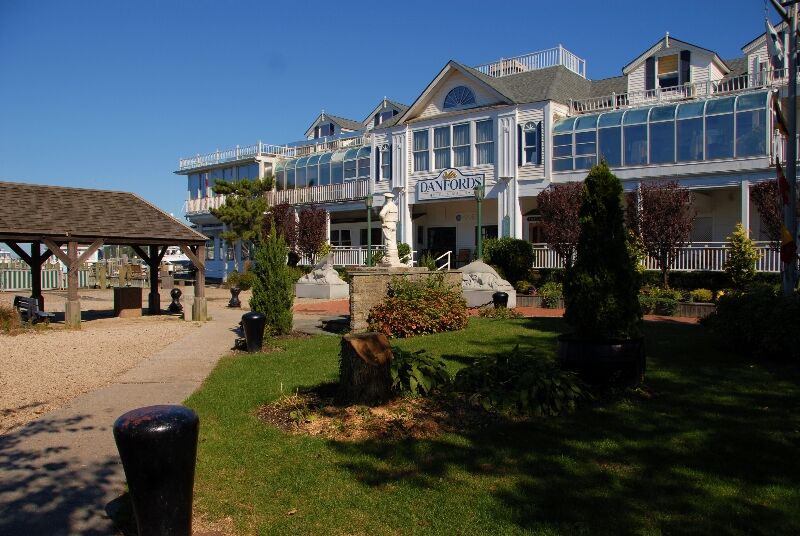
[13, 295, 55, 323]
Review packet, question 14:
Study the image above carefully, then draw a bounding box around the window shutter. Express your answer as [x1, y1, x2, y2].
[537, 122, 543, 165]
[375, 148, 380, 180]
[517, 125, 523, 166]
[645, 57, 655, 91]
[388, 144, 392, 179]
[680, 50, 691, 84]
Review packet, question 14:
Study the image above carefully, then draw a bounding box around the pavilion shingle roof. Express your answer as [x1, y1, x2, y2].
[0, 181, 207, 245]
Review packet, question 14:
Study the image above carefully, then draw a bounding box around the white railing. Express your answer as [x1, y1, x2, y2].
[184, 193, 227, 215]
[178, 134, 372, 172]
[298, 245, 388, 267]
[178, 142, 296, 171]
[435, 251, 451, 271]
[268, 179, 370, 206]
[532, 241, 781, 272]
[475, 45, 586, 78]
[570, 67, 798, 115]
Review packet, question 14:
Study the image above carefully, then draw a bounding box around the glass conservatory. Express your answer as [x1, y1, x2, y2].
[274, 146, 372, 190]
[553, 90, 770, 172]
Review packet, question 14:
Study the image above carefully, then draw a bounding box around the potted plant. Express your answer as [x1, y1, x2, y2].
[559, 162, 645, 385]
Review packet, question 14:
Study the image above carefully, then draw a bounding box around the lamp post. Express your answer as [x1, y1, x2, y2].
[473, 183, 486, 259]
[365, 195, 373, 267]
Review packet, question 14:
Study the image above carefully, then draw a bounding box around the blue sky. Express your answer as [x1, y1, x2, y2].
[0, 0, 772, 218]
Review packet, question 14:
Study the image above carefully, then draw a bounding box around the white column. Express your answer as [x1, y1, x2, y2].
[397, 189, 413, 247]
[325, 210, 331, 243]
[511, 176, 522, 238]
[741, 180, 750, 237]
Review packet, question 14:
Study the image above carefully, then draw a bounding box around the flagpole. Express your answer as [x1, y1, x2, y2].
[787, 2, 799, 295]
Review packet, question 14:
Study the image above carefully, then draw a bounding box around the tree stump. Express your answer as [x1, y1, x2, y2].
[339, 332, 394, 406]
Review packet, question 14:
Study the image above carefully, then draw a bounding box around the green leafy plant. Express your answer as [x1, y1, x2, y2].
[0, 304, 22, 333]
[390, 347, 451, 396]
[514, 280, 533, 295]
[367, 273, 468, 337]
[483, 238, 534, 284]
[477, 306, 523, 319]
[564, 163, 642, 340]
[225, 270, 254, 291]
[724, 223, 761, 290]
[638, 286, 683, 315]
[418, 252, 437, 271]
[250, 226, 294, 336]
[397, 243, 411, 264]
[690, 288, 713, 303]
[454, 346, 587, 416]
[537, 281, 563, 308]
[368, 250, 385, 266]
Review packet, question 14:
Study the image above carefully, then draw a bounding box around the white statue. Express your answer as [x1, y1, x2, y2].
[379, 192, 401, 266]
[460, 260, 513, 291]
[298, 254, 346, 286]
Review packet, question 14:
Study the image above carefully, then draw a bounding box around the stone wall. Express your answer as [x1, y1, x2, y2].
[348, 268, 462, 333]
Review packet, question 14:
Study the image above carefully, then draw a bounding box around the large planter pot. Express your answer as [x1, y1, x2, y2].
[558, 336, 646, 385]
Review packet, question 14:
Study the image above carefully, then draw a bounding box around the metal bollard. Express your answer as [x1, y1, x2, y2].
[113, 405, 199, 536]
[241, 311, 267, 352]
[492, 291, 509, 309]
[168, 288, 183, 313]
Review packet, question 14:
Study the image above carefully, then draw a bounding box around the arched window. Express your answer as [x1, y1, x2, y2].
[443, 86, 476, 109]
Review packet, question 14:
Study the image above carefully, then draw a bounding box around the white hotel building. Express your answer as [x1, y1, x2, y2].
[179, 28, 792, 279]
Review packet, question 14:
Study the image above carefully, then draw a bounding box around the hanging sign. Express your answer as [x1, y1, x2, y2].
[417, 168, 485, 201]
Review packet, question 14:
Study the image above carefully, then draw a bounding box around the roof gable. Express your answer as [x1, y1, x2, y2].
[361, 98, 408, 126]
[304, 113, 364, 138]
[622, 35, 730, 75]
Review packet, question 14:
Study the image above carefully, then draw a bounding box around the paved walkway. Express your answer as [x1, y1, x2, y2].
[0, 301, 244, 536]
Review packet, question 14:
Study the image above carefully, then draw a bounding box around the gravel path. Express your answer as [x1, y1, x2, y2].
[0, 289, 203, 435]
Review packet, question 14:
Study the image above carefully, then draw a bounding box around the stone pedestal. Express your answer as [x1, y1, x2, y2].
[114, 287, 143, 318]
[348, 267, 461, 333]
[191, 297, 207, 321]
[65, 300, 81, 328]
[295, 282, 349, 299]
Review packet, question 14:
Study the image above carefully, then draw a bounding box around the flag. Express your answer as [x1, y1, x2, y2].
[780, 224, 797, 263]
[777, 160, 791, 204]
[766, 18, 786, 70]
[774, 98, 790, 137]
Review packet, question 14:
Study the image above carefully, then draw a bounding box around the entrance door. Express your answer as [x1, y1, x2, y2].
[427, 227, 456, 258]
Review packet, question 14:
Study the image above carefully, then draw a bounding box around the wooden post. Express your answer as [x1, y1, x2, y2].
[338, 333, 394, 406]
[148, 245, 160, 314]
[180, 244, 207, 321]
[66, 240, 80, 328]
[31, 241, 43, 310]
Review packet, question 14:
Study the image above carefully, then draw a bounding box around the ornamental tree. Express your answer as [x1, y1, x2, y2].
[249, 226, 294, 336]
[629, 181, 695, 288]
[563, 162, 642, 340]
[263, 203, 298, 264]
[751, 180, 783, 250]
[297, 205, 328, 263]
[211, 177, 272, 271]
[536, 182, 582, 269]
[724, 223, 760, 289]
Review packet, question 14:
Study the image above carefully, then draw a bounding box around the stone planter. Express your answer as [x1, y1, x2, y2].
[517, 295, 564, 309]
[675, 302, 715, 319]
[228, 287, 242, 308]
[558, 336, 646, 385]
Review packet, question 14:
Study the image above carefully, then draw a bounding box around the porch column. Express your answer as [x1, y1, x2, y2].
[65, 241, 81, 328]
[397, 189, 413, 247]
[148, 245, 160, 314]
[325, 211, 331, 243]
[741, 180, 750, 237]
[193, 245, 207, 321]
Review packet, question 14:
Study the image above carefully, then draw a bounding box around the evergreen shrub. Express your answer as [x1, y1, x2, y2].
[390, 347, 451, 396]
[724, 223, 761, 290]
[249, 227, 294, 336]
[483, 238, 534, 284]
[690, 288, 713, 303]
[638, 286, 683, 315]
[367, 273, 468, 338]
[537, 281, 563, 308]
[564, 163, 642, 339]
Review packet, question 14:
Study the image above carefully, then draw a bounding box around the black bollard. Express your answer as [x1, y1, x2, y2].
[241, 311, 267, 352]
[168, 288, 183, 313]
[113, 405, 199, 536]
[227, 286, 242, 308]
[492, 291, 509, 309]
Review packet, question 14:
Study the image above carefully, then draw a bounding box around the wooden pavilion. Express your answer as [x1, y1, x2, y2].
[0, 181, 209, 327]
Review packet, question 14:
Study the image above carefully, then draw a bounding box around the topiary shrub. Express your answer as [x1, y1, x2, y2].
[537, 281, 563, 308]
[390, 347, 451, 396]
[483, 238, 534, 284]
[454, 346, 587, 416]
[724, 223, 761, 290]
[367, 273, 468, 338]
[704, 286, 800, 362]
[564, 162, 642, 340]
[690, 288, 713, 303]
[249, 226, 294, 336]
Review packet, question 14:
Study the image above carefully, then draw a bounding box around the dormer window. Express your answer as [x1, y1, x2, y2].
[658, 54, 679, 88]
[443, 86, 476, 109]
[645, 50, 691, 91]
[315, 123, 334, 139]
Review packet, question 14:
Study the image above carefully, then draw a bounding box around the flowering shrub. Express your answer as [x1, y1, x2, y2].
[690, 288, 713, 303]
[368, 273, 468, 338]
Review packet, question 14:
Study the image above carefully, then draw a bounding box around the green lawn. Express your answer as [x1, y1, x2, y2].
[185, 318, 800, 535]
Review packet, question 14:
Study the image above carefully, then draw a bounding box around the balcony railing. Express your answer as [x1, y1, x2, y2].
[475, 45, 586, 78]
[298, 245, 388, 267]
[570, 68, 797, 115]
[178, 134, 372, 172]
[184, 179, 372, 215]
[532, 242, 781, 272]
[266, 179, 370, 206]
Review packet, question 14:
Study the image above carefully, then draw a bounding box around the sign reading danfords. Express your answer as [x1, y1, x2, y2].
[417, 168, 485, 201]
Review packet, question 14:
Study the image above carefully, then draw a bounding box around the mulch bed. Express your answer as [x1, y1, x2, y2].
[257, 384, 501, 442]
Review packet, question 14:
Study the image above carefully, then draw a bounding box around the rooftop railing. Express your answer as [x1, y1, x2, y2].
[475, 45, 587, 79]
[178, 134, 372, 172]
[569, 68, 796, 115]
